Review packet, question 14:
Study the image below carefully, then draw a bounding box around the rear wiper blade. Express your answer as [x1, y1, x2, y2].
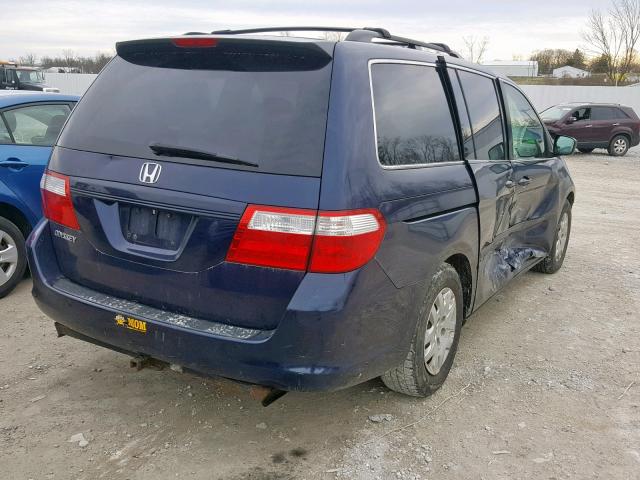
[149, 144, 258, 168]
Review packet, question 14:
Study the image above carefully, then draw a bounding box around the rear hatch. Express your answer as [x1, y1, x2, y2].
[48, 36, 334, 330]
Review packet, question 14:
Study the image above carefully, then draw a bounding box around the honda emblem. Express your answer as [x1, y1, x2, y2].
[139, 162, 162, 184]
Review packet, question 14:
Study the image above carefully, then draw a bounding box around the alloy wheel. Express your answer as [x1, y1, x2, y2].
[613, 138, 628, 155]
[0, 229, 19, 287]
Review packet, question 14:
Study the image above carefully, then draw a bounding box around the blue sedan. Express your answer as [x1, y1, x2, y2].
[0, 91, 78, 297]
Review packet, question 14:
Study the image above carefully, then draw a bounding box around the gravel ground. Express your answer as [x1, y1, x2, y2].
[1, 148, 639, 480]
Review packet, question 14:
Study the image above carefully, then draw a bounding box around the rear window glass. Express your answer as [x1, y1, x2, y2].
[371, 63, 460, 167]
[58, 54, 332, 177]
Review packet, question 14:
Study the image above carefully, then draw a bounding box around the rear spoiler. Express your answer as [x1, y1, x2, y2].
[116, 37, 333, 71]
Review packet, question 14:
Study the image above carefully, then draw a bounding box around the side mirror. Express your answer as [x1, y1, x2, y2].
[554, 136, 576, 156]
[566, 117, 577, 124]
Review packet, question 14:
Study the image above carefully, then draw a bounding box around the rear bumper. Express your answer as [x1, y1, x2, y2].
[27, 220, 419, 392]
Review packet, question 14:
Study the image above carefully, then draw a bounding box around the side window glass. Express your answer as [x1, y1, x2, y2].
[0, 115, 12, 143]
[457, 71, 505, 161]
[591, 107, 611, 121]
[449, 69, 475, 159]
[503, 83, 546, 159]
[603, 107, 622, 120]
[3, 104, 71, 146]
[371, 63, 460, 166]
[3, 69, 16, 85]
[573, 108, 590, 121]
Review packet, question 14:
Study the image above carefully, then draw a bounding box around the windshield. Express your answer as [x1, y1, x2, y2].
[58, 50, 332, 177]
[17, 69, 44, 83]
[540, 105, 573, 122]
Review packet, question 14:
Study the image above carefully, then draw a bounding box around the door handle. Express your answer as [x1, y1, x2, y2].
[585, 125, 593, 128]
[0, 159, 29, 169]
[612, 123, 620, 126]
[518, 176, 531, 186]
[505, 180, 515, 189]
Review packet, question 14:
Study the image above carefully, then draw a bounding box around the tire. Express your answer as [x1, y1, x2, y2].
[0, 217, 27, 298]
[578, 148, 594, 154]
[532, 200, 572, 274]
[381, 263, 463, 397]
[608, 135, 629, 157]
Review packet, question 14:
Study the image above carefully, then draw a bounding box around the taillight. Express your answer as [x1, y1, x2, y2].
[226, 205, 316, 270]
[40, 171, 80, 230]
[309, 210, 386, 273]
[226, 205, 386, 273]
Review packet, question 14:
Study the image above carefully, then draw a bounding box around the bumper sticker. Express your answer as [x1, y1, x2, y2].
[115, 314, 147, 334]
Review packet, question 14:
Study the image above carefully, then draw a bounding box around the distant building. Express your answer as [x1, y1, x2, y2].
[482, 60, 539, 78]
[552, 66, 591, 79]
[43, 66, 82, 73]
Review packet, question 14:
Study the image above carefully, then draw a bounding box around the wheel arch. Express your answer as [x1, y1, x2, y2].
[0, 201, 32, 238]
[444, 253, 473, 318]
[567, 191, 575, 205]
[610, 131, 631, 145]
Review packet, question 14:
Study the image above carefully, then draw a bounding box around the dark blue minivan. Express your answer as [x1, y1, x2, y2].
[28, 28, 576, 399]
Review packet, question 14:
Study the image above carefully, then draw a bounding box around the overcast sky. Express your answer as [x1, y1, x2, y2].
[0, 0, 612, 61]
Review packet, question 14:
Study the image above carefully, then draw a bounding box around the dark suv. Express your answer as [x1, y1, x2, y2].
[541, 102, 640, 156]
[27, 27, 576, 400]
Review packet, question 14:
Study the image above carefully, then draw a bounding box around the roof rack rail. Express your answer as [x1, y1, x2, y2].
[206, 26, 461, 58]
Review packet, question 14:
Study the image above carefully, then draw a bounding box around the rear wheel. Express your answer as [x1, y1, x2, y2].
[533, 200, 571, 274]
[578, 148, 594, 154]
[381, 263, 463, 397]
[608, 135, 629, 157]
[0, 217, 27, 298]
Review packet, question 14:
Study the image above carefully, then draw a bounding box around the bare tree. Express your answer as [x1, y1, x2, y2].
[18, 52, 38, 66]
[462, 36, 489, 63]
[583, 0, 640, 85]
[62, 49, 77, 69]
[39, 51, 114, 74]
[322, 31, 345, 42]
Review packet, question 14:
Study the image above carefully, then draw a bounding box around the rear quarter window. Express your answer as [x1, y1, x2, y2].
[370, 63, 460, 167]
[613, 107, 630, 119]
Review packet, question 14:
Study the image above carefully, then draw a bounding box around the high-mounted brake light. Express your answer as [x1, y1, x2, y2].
[172, 38, 218, 48]
[40, 171, 80, 230]
[226, 205, 386, 273]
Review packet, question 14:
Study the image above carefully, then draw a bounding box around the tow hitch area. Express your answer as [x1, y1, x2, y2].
[129, 355, 168, 371]
[249, 385, 288, 407]
[127, 352, 287, 407]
